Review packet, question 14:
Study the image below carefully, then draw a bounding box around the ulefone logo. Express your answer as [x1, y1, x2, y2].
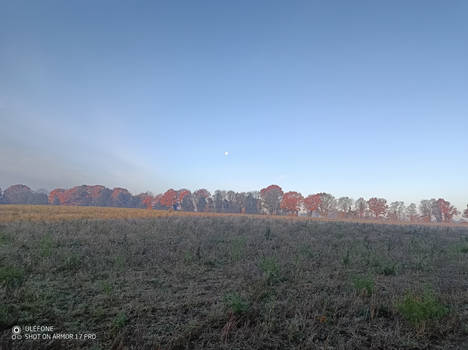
[12, 326, 21, 334]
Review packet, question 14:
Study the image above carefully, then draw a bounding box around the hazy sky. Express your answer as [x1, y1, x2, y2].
[1, 1, 467, 209]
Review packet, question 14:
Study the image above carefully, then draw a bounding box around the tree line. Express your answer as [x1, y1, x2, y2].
[1, 183, 467, 223]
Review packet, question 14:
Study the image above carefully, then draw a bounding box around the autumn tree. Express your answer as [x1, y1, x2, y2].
[367, 197, 388, 218]
[463, 205, 468, 219]
[406, 203, 418, 222]
[90, 186, 112, 207]
[280, 191, 303, 216]
[3, 184, 48, 205]
[387, 201, 405, 221]
[317, 193, 336, 217]
[260, 185, 283, 215]
[337, 197, 353, 218]
[160, 189, 178, 209]
[433, 198, 459, 222]
[152, 194, 164, 209]
[419, 199, 435, 222]
[303, 194, 321, 216]
[136, 192, 153, 209]
[110, 188, 133, 207]
[178, 190, 194, 211]
[354, 197, 368, 218]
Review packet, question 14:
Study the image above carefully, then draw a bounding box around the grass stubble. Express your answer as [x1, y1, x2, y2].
[0, 205, 468, 349]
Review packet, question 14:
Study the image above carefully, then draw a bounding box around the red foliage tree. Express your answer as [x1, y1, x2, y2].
[435, 198, 459, 222]
[160, 189, 178, 209]
[367, 197, 388, 218]
[280, 191, 304, 216]
[260, 185, 283, 215]
[139, 194, 153, 209]
[49, 189, 66, 205]
[178, 189, 190, 203]
[303, 194, 321, 215]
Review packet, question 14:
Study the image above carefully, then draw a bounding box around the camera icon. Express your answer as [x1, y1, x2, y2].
[12, 326, 21, 334]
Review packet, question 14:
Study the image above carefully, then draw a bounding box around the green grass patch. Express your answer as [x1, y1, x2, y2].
[224, 292, 249, 315]
[397, 290, 449, 327]
[259, 256, 281, 284]
[352, 275, 374, 296]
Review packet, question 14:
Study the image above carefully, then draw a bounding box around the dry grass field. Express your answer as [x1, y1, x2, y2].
[1, 205, 468, 349]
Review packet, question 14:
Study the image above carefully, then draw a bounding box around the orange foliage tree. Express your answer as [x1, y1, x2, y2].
[435, 198, 459, 222]
[160, 189, 178, 209]
[280, 191, 304, 216]
[303, 194, 321, 216]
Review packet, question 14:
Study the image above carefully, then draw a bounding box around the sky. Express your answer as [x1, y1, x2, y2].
[1, 1, 467, 210]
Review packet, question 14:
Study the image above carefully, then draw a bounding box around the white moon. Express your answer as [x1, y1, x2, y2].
[224, 151, 229, 156]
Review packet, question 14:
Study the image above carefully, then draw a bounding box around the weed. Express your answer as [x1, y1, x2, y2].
[259, 256, 281, 284]
[224, 292, 249, 315]
[98, 280, 113, 296]
[0, 266, 25, 289]
[373, 258, 398, 276]
[397, 290, 448, 327]
[112, 312, 127, 330]
[39, 233, 55, 257]
[183, 250, 194, 264]
[352, 275, 374, 296]
[63, 253, 81, 271]
[113, 255, 126, 271]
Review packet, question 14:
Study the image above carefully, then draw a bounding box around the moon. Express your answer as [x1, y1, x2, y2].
[224, 151, 229, 156]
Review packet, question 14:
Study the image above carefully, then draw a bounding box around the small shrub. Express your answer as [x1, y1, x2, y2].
[397, 290, 449, 327]
[112, 312, 127, 330]
[352, 275, 374, 296]
[224, 292, 249, 315]
[0, 266, 25, 289]
[259, 256, 281, 284]
[39, 234, 55, 257]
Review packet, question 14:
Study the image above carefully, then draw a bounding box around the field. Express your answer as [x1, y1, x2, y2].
[1, 206, 468, 349]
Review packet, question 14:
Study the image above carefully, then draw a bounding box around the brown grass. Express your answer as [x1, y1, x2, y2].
[0, 205, 465, 228]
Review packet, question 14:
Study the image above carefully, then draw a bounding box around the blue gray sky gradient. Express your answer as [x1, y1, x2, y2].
[1, 1, 467, 209]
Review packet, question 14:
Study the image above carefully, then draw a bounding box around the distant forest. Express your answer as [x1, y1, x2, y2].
[1, 184, 467, 223]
